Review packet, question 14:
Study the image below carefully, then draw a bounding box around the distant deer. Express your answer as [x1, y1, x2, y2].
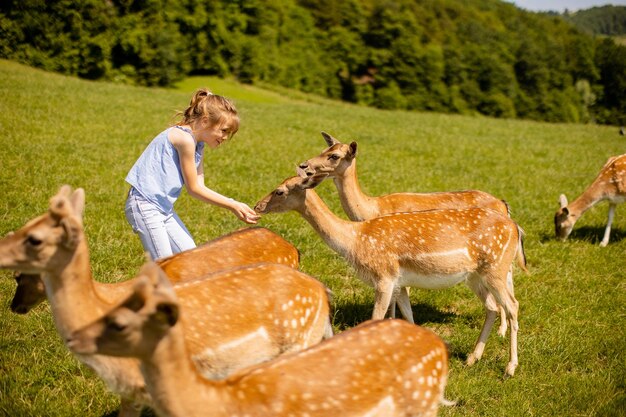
[298, 132, 511, 331]
[255, 174, 527, 376]
[555, 154, 626, 247]
[9, 226, 300, 314]
[67, 262, 450, 417]
[0, 185, 331, 417]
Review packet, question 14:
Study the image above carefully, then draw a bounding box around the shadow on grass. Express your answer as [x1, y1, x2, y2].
[331, 301, 457, 331]
[538, 226, 625, 245]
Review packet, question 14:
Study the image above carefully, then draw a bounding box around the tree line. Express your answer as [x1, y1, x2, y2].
[1, 0, 625, 125]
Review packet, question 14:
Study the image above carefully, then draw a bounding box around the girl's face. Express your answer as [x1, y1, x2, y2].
[197, 119, 235, 149]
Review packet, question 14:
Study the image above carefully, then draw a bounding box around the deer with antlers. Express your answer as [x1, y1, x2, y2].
[298, 131, 511, 332]
[555, 154, 626, 247]
[0, 185, 331, 417]
[255, 174, 527, 376]
[67, 262, 450, 417]
[8, 226, 300, 314]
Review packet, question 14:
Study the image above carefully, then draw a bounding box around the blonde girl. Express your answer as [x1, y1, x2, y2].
[125, 89, 259, 260]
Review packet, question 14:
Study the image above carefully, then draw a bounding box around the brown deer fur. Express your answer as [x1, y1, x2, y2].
[67, 263, 449, 417]
[555, 154, 626, 247]
[255, 174, 527, 376]
[0, 186, 331, 417]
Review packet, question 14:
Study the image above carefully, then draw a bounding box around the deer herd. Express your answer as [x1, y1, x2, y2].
[0, 132, 624, 417]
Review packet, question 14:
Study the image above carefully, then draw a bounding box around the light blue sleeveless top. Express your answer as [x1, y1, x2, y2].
[126, 126, 205, 214]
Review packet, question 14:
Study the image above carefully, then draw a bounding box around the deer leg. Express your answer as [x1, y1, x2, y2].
[372, 280, 395, 320]
[395, 287, 414, 324]
[600, 203, 616, 247]
[118, 398, 143, 417]
[465, 276, 499, 367]
[483, 272, 520, 376]
[497, 267, 514, 337]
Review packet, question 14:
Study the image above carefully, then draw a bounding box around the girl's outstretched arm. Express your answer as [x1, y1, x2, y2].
[170, 129, 259, 224]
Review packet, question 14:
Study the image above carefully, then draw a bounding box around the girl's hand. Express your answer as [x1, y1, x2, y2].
[230, 201, 261, 224]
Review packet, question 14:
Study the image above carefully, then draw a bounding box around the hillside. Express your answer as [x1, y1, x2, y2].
[565, 5, 626, 35]
[1, 0, 625, 125]
[0, 59, 624, 416]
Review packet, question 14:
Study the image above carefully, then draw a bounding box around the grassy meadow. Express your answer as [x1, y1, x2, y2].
[0, 59, 624, 416]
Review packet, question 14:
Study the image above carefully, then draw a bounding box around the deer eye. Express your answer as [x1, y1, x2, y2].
[329, 154, 340, 160]
[275, 190, 284, 196]
[25, 235, 42, 246]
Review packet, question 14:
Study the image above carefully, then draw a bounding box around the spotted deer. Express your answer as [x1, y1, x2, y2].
[255, 174, 527, 376]
[9, 226, 299, 314]
[67, 262, 450, 417]
[298, 132, 509, 220]
[0, 185, 331, 417]
[298, 132, 511, 331]
[555, 153, 626, 247]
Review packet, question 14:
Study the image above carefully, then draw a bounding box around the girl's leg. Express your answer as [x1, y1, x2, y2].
[164, 211, 196, 254]
[125, 192, 174, 260]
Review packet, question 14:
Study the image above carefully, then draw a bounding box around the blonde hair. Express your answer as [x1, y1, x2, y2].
[177, 88, 240, 137]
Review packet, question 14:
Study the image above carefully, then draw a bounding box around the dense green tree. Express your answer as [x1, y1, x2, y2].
[1, 0, 624, 124]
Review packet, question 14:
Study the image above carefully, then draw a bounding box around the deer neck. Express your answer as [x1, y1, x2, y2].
[142, 324, 227, 417]
[296, 189, 357, 259]
[334, 161, 378, 221]
[43, 239, 107, 337]
[567, 179, 607, 218]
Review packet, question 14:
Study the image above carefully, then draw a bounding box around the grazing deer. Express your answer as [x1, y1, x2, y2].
[298, 132, 510, 331]
[255, 174, 527, 376]
[0, 185, 331, 417]
[67, 262, 450, 417]
[555, 154, 626, 247]
[9, 226, 299, 314]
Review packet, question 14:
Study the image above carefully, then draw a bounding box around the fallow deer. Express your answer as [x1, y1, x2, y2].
[255, 174, 527, 376]
[298, 132, 510, 220]
[298, 132, 511, 332]
[0, 185, 331, 417]
[555, 153, 626, 247]
[9, 226, 299, 314]
[67, 262, 450, 417]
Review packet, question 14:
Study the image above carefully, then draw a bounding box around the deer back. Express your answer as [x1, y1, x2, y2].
[170, 262, 331, 379]
[349, 207, 520, 280]
[9, 227, 299, 314]
[215, 319, 448, 417]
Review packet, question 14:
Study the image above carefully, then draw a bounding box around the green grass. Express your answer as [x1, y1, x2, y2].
[0, 59, 624, 416]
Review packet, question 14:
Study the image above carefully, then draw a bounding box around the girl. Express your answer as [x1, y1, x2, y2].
[125, 88, 260, 260]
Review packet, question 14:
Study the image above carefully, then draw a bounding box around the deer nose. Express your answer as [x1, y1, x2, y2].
[298, 163, 313, 177]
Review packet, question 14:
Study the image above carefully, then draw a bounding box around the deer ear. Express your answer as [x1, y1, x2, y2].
[49, 195, 71, 220]
[155, 301, 179, 327]
[321, 131, 339, 147]
[559, 194, 568, 209]
[60, 216, 82, 249]
[301, 173, 328, 190]
[70, 188, 85, 218]
[348, 142, 358, 159]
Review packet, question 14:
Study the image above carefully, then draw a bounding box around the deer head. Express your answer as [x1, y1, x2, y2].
[254, 174, 327, 214]
[554, 194, 576, 241]
[67, 261, 179, 358]
[0, 185, 85, 273]
[298, 132, 357, 178]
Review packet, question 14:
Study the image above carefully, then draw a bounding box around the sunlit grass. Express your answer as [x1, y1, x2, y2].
[0, 59, 624, 416]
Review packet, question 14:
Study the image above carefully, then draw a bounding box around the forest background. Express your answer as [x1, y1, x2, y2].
[1, 0, 626, 125]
